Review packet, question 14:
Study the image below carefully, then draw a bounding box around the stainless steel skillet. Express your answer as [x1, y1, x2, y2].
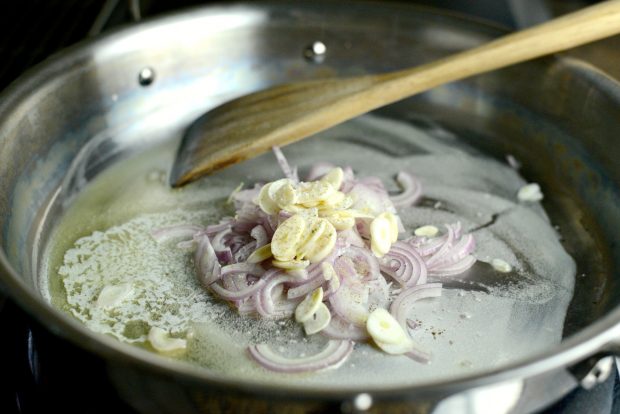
[0, 2, 619, 412]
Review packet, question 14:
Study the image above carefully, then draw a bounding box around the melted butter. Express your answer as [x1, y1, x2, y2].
[41, 115, 575, 389]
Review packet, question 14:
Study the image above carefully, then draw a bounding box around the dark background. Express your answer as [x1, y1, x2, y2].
[0, 0, 597, 93]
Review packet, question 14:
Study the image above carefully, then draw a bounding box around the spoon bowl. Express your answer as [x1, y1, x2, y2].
[170, 0, 620, 187]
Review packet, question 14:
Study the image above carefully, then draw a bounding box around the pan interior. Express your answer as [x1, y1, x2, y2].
[40, 112, 575, 388]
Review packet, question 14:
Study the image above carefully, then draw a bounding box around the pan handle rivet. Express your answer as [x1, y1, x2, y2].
[341, 393, 373, 413]
[354, 393, 372, 411]
[138, 67, 155, 86]
[303, 41, 327, 63]
[580, 356, 614, 389]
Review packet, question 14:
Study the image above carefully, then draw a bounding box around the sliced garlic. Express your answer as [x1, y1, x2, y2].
[296, 207, 319, 221]
[287, 268, 308, 279]
[374, 338, 416, 355]
[148, 327, 187, 354]
[272, 180, 297, 208]
[491, 258, 512, 273]
[297, 181, 336, 206]
[246, 243, 273, 263]
[272, 258, 310, 270]
[297, 219, 327, 260]
[414, 225, 439, 237]
[324, 210, 356, 231]
[96, 283, 134, 309]
[282, 204, 306, 214]
[319, 190, 346, 209]
[257, 182, 279, 215]
[517, 183, 543, 202]
[328, 274, 341, 293]
[303, 219, 337, 263]
[321, 167, 344, 190]
[328, 194, 355, 210]
[267, 178, 292, 198]
[377, 211, 399, 243]
[303, 302, 332, 335]
[344, 209, 375, 219]
[321, 262, 337, 281]
[370, 216, 392, 257]
[271, 214, 306, 261]
[295, 287, 324, 323]
[367, 308, 408, 345]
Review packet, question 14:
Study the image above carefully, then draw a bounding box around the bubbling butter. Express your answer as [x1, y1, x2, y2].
[41, 115, 575, 388]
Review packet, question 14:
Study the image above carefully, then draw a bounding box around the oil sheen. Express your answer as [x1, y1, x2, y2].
[41, 115, 576, 389]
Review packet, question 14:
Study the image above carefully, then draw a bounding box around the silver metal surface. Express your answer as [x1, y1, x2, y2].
[508, 0, 553, 28]
[0, 1, 619, 412]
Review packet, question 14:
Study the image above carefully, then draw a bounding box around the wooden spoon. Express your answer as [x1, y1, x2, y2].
[171, 0, 620, 187]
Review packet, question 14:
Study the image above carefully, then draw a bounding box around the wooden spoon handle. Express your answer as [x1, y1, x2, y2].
[363, 0, 620, 108]
[172, 0, 620, 187]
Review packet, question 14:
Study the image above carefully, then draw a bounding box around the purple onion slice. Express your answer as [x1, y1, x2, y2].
[248, 340, 353, 373]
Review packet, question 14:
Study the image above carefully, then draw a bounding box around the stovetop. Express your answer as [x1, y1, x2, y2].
[1, 1, 618, 413]
[0, 299, 137, 413]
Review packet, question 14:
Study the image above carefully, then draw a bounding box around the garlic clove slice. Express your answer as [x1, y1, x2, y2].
[148, 327, 187, 354]
[295, 287, 324, 323]
[303, 302, 332, 335]
[367, 308, 408, 346]
[96, 283, 134, 309]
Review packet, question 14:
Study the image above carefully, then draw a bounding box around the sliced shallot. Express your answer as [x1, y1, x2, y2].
[210, 279, 266, 301]
[389, 283, 442, 363]
[379, 242, 427, 287]
[182, 149, 481, 370]
[247, 340, 353, 373]
[273, 146, 299, 183]
[194, 234, 221, 287]
[390, 171, 422, 208]
[390, 283, 443, 330]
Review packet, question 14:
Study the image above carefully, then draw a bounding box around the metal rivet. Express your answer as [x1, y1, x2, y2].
[303, 41, 327, 63]
[138, 67, 155, 86]
[580, 356, 614, 390]
[341, 393, 373, 413]
[354, 393, 372, 411]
